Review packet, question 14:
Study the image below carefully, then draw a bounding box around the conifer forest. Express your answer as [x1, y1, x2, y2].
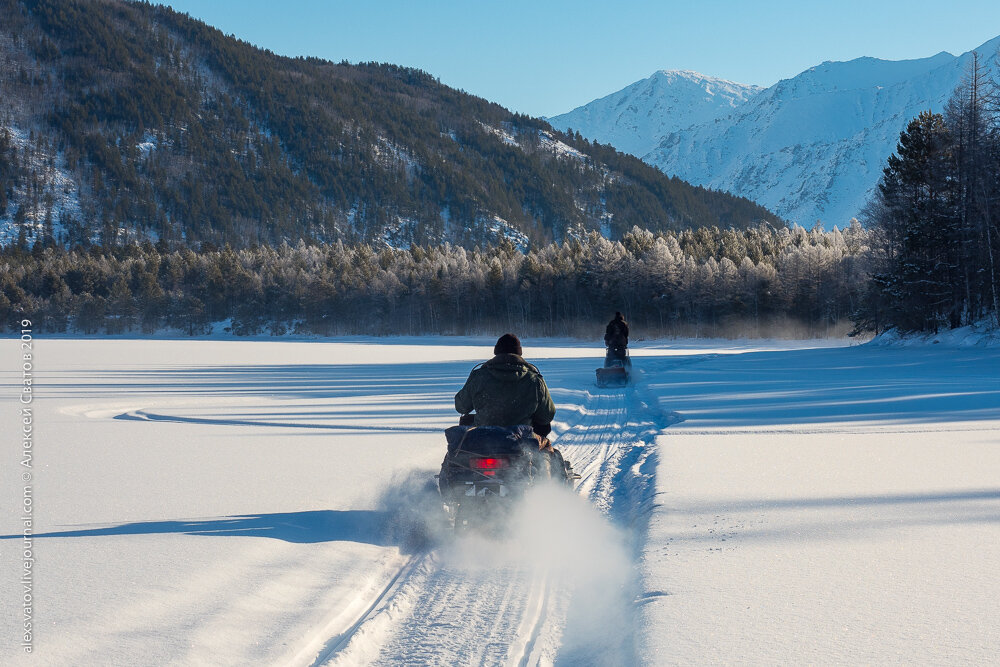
[3, 223, 870, 338]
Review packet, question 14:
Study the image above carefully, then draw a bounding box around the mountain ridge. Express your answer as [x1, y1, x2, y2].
[549, 35, 1000, 228]
[549, 69, 762, 159]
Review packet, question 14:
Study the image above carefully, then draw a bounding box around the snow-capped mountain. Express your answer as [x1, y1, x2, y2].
[549, 70, 762, 159]
[550, 36, 1000, 228]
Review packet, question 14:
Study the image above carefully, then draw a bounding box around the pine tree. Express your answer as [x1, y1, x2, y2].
[872, 110, 955, 331]
[946, 52, 998, 323]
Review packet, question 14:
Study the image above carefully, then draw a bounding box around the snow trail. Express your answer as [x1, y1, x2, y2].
[308, 362, 669, 666]
[301, 555, 425, 666]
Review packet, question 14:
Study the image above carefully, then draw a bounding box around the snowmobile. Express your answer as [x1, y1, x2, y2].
[437, 416, 579, 532]
[595, 344, 631, 387]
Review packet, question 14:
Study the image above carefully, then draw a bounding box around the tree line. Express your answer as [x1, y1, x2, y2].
[858, 54, 1000, 332]
[1, 223, 871, 338]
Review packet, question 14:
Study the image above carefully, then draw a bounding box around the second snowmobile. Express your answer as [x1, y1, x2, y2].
[596, 343, 631, 387]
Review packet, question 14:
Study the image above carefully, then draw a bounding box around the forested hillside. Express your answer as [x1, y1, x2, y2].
[0, 0, 780, 250]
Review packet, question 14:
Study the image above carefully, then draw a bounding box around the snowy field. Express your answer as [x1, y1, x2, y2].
[1, 336, 998, 665]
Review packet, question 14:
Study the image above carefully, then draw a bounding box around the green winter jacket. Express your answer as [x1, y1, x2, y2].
[454, 353, 556, 428]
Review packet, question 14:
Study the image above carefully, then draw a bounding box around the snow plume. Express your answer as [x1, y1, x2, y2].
[447, 483, 636, 663]
[371, 471, 637, 662]
[517, 485, 635, 663]
[374, 469, 451, 553]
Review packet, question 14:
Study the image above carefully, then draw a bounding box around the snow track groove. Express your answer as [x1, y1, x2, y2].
[301, 555, 425, 667]
[509, 570, 550, 667]
[311, 541, 566, 666]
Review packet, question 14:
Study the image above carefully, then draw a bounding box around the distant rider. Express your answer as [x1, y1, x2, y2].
[604, 312, 629, 364]
[455, 333, 556, 439]
[604, 311, 629, 348]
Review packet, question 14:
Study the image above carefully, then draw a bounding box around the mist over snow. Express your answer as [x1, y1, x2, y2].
[443, 485, 637, 663]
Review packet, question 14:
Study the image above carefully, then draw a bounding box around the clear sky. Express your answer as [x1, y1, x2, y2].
[159, 0, 1000, 118]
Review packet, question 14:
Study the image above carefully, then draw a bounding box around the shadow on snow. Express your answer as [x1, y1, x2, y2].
[643, 345, 1000, 428]
[1, 510, 395, 546]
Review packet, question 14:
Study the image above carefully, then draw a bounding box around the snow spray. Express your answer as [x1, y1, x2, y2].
[373, 473, 637, 662]
[445, 482, 636, 663]
[374, 470, 452, 553]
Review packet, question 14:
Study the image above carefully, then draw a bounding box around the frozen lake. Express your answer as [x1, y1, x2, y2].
[1, 337, 998, 665]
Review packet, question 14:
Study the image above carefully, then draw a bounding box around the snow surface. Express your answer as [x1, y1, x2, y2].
[1, 336, 998, 665]
[637, 342, 1000, 664]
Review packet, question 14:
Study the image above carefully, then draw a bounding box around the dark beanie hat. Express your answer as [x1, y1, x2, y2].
[494, 333, 522, 356]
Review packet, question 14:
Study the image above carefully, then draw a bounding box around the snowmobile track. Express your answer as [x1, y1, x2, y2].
[352, 556, 560, 666]
[302, 370, 659, 665]
[305, 555, 425, 666]
[509, 570, 552, 667]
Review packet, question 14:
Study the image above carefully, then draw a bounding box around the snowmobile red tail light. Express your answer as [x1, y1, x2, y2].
[470, 457, 508, 476]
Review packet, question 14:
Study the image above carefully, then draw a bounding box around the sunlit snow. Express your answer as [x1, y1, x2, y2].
[1, 336, 997, 665]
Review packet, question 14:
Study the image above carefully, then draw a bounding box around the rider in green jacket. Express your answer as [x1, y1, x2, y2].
[454, 333, 556, 437]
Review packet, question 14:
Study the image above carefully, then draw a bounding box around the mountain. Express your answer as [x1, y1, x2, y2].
[0, 0, 781, 250]
[549, 37, 1000, 228]
[549, 70, 762, 160]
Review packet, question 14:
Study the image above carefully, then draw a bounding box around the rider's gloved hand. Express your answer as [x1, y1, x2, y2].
[532, 420, 551, 438]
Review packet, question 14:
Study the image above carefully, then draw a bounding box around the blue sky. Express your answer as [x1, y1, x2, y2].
[160, 1, 1000, 118]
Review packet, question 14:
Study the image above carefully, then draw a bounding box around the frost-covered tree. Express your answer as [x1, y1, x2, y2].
[2, 221, 875, 338]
